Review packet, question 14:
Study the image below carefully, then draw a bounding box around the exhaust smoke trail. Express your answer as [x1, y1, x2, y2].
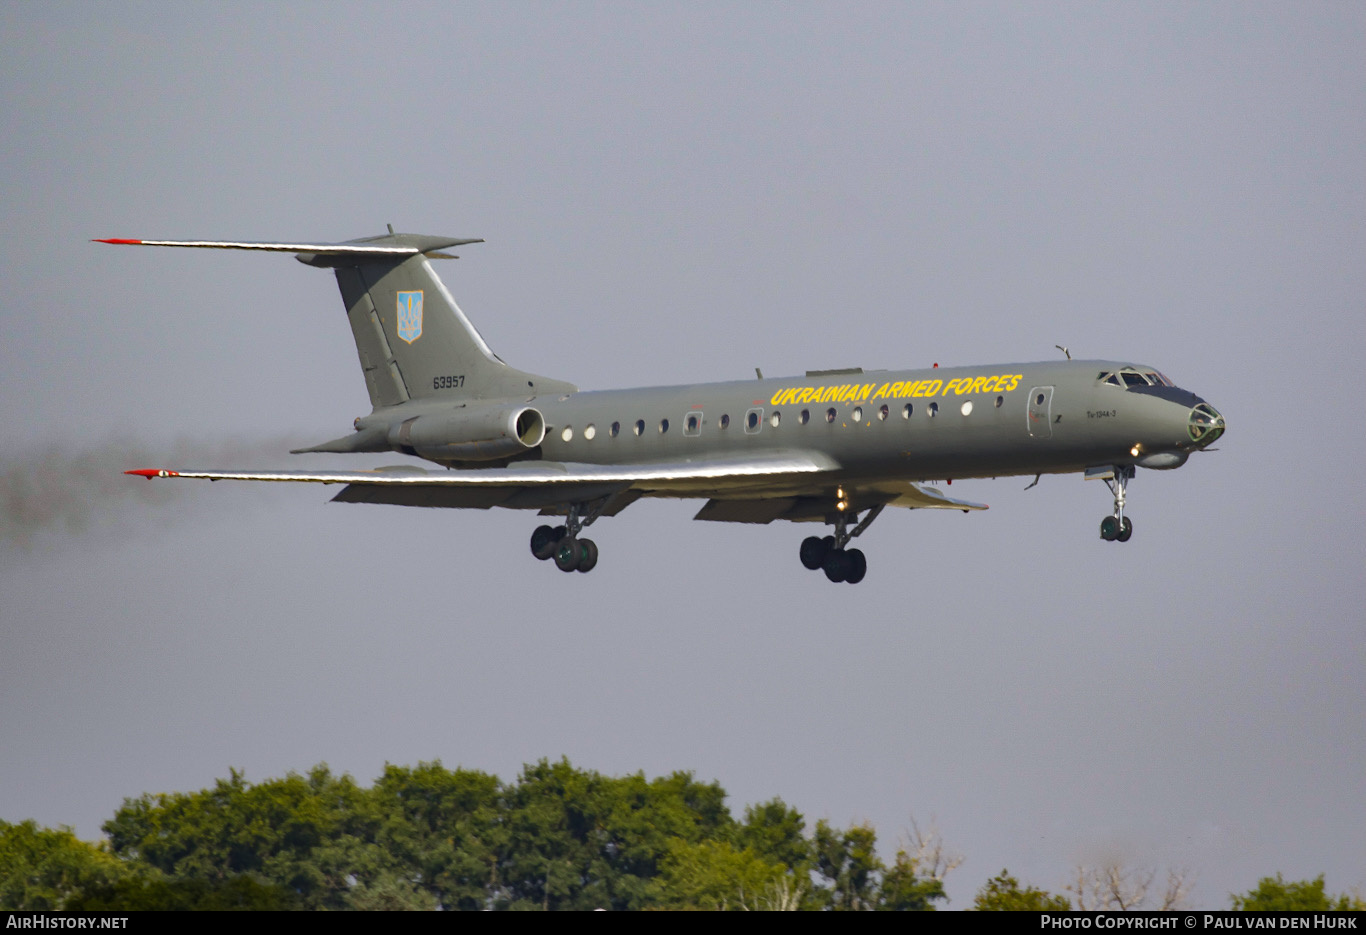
[0, 436, 302, 551]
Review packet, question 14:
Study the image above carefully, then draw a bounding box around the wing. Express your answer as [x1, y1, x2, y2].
[126, 451, 987, 518]
[126, 451, 843, 513]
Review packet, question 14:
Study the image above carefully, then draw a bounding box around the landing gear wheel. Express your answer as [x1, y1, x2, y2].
[844, 548, 867, 584]
[1116, 517, 1133, 542]
[823, 549, 850, 583]
[531, 525, 561, 560]
[1100, 516, 1119, 541]
[800, 536, 831, 570]
[554, 537, 582, 572]
[575, 538, 598, 573]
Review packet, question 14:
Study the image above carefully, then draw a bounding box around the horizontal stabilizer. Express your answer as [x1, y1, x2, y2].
[93, 233, 482, 259]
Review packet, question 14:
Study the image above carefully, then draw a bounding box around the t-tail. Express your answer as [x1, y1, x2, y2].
[94, 230, 577, 413]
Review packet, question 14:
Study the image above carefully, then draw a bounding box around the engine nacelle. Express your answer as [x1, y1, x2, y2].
[388, 406, 546, 462]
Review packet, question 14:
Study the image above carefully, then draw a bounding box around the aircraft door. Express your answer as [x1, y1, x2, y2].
[1027, 386, 1054, 438]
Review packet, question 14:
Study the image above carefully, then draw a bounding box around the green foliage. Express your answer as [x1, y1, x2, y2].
[813, 820, 882, 910]
[65, 875, 298, 911]
[655, 839, 790, 910]
[10, 759, 955, 910]
[972, 869, 1072, 911]
[495, 758, 732, 910]
[0, 819, 127, 910]
[736, 798, 810, 871]
[103, 764, 386, 910]
[878, 849, 948, 911]
[1231, 874, 1365, 911]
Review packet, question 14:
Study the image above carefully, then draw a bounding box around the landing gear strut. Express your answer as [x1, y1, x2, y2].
[1099, 465, 1135, 542]
[800, 504, 884, 584]
[530, 500, 605, 573]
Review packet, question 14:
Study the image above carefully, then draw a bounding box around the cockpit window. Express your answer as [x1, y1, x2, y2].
[1103, 368, 1177, 390]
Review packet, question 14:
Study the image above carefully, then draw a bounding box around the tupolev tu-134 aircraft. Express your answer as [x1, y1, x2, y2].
[104, 229, 1225, 583]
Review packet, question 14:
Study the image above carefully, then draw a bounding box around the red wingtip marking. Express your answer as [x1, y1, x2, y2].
[125, 468, 177, 478]
[94, 238, 144, 244]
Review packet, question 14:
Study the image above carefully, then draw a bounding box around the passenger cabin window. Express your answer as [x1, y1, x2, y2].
[610, 421, 620, 437]
[720, 413, 730, 429]
[902, 403, 913, 419]
[770, 411, 781, 427]
[799, 409, 810, 425]
[659, 418, 669, 434]
[826, 408, 837, 424]
[928, 402, 938, 417]
[878, 404, 889, 421]
[633, 419, 645, 436]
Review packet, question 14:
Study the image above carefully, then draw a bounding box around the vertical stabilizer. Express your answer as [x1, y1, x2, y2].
[318, 241, 576, 409]
[95, 231, 577, 410]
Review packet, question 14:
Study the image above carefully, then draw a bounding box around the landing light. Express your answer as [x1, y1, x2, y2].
[1130, 445, 1141, 457]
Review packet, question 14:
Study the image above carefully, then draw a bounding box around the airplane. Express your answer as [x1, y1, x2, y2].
[102, 228, 1225, 583]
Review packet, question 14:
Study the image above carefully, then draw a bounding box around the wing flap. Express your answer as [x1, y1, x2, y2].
[885, 483, 988, 511]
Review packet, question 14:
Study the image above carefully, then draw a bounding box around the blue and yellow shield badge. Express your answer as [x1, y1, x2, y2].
[396, 291, 423, 344]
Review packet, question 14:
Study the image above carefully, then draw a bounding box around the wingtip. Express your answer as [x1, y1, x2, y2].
[125, 468, 177, 478]
[94, 238, 144, 245]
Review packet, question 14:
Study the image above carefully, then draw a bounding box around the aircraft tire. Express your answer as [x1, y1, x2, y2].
[823, 550, 849, 583]
[1116, 517, 1133, 542]
[576, 538, 598, 573]
[531, 524, 559, 560]
[1099, 516, 1119, 541]
[800, 536, 829, 570]
[554, 537, 581, 572]
[845, 549, 867, 584]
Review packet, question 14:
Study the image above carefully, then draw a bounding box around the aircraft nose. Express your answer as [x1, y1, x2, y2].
[1188, 403, 1225, 447]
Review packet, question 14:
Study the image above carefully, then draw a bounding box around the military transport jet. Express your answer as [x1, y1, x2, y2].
[104, 229, 1225, 583]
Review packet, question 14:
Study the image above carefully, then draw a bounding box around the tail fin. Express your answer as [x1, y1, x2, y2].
[96, 231, 576, 410]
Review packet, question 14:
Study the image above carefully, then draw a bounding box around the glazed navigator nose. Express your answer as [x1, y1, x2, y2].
[1188, 403, 1225, 447]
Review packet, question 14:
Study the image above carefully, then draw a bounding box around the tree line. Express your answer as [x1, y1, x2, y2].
[1, 759, 1359, 911]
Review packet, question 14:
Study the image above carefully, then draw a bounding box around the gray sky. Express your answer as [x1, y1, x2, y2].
[1, 1, 1362, 908]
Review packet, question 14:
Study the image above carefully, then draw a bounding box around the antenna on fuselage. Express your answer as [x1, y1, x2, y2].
[755, 367, 764, 380]
[1055, 345, 1071, 360]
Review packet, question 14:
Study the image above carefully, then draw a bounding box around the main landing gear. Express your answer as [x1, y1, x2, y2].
[1099, 465, 1135, 542]
[799, 504, 884, 584]
[530, 501, 602, 573]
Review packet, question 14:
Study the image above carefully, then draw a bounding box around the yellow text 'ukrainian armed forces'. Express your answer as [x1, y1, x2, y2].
[102, 228, 1225, 584]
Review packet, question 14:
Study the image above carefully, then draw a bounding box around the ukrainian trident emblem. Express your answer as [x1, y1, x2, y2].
[396, 291, 423, 343]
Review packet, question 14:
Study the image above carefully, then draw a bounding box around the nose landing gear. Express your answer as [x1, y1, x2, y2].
[799, 503, 883, 583]
[1097, 465, 1135, 542]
